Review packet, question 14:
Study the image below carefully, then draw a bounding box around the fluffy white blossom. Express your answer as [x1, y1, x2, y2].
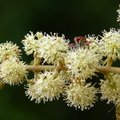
[64, 80, 97, 110]
[65, 48, 101, 80]
[0, 58, 27, 85]
[25, 71, 65, 103]
[0, 42, 21, 62]
[22, 32, 69, 64]
[100, 73, 120, 103]
[86, 35, 100, 53]
[22, 31, 41, 55]
[100, 28, 120, 61]
[37, 33, 69, 64]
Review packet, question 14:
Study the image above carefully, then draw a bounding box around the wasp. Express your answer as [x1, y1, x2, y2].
[69, 36, 92, 50]
[74, 36, 91, 47]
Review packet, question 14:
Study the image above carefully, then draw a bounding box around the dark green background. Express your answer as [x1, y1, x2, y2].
[0, 0, 119, 120]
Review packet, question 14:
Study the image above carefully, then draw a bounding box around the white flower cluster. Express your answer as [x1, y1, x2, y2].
[22, 31, 102, 110]
[22, 32, 69, 64]
[25, 71, 65, 103]
[99, 28, 120, 61]
[117, 5, 120, 22]
[0, 42, 21, 62]
[22, 32, 41, 55]
[25, 70, 98, 110]
[65, 48, 101, 80]
[86, 35, 100, 53]
[0, 42, 27, 85]
[0, 4, 120, 111]
[0, 58, 27, 85]
[100, 73, 120, 103]
[64, 80, 97, 110]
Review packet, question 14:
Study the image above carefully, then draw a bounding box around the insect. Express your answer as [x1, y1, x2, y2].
[69, 36, 90, 50]
[69, 43, 76, 49]
[69, 36, 100, 50]
[69, 36, 91, 50]
[74, 36, 91, 48]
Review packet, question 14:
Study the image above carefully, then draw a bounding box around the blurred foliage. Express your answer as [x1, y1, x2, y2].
[0, 0, 119, 120]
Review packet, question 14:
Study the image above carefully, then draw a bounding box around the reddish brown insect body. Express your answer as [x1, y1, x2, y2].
[74, 36, 90, 48]
[69, 36, 92, 50]
[74, 37, 88, 43]
[69, 43, 76, 48]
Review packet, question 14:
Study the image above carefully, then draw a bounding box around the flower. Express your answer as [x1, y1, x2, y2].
[100, 73, 120, 103]
[25, 71, 65, 103]
[117, 5, 120, 22]
[22, 31, 41, 55]
[100, 28, 120, 61]
[85, 35, 100, 53]
[0, 41, 21, 62]
[0, 58, 27, 85]
[64, 80, 97, 110]
[37, 33, 69, 64]
[22, 32, 69, 64]
[65, 48, 101, 80]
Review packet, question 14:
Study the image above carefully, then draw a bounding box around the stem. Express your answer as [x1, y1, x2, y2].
[97, 66, 120, 74]
[25, 65, 120, 75]
[26, 64, 67, 72]
[26, 65, 56, 71]
[106, 57, 113, 66]
[106, 48, 114, 66]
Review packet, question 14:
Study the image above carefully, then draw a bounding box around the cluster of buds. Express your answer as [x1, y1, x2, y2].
[0, 4, 120, 113]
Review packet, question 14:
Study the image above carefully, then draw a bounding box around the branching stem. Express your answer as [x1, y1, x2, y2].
[25, 64, 67, 72]
[25, 65, 120, 75]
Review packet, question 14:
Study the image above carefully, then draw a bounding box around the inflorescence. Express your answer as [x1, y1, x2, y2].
[0, 4, 120, 111]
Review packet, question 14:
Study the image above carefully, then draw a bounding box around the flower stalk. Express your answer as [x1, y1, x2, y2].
[0, 4, 120, 118]
[25, 65, 120, 75]
[97, 66, 120, 75]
